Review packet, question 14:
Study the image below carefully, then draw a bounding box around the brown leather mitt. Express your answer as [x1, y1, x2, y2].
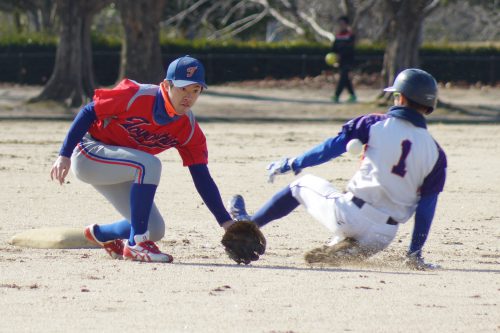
[221, 221, 266, 265]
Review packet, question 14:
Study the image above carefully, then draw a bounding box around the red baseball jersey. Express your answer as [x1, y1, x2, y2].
[89, 79, 208, 166]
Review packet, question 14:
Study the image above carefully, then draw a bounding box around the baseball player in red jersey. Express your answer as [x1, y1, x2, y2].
[50, 56, 233, 262]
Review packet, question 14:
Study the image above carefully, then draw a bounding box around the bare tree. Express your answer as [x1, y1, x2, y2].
[379, 0, 440, 94]
[159, 0, 266, 40]
[190, 0, 379, 42]
[0, 0, 56, 33]
[157, 1, 339, 41]
[116, 0, 166, 84]
[425, 0, 500, 42]
[30, 0, 111, 107]
[150, 0, 498, 43]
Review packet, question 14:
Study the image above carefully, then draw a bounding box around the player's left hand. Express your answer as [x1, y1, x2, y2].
[50, 155, 71, 185]
[405, 251, 441, 271]
[266, 157, 301, 183]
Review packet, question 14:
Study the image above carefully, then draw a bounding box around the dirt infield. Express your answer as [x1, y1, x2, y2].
[0, 86, 499, 332]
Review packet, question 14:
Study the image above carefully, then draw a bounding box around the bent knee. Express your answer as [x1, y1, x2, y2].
[142, 155, 162, 185]
[289, 174, 329, 194]
[292, 174, 320, 185]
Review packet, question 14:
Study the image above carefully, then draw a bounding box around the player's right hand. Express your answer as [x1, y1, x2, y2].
[50, 156, 71, 185]
[405, 251, 441, 271]
[266, 157, 301, 183]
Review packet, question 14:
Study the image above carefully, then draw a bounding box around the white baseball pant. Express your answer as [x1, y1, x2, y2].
[70, 135, 165, 241]
[289, 174, 398, 253]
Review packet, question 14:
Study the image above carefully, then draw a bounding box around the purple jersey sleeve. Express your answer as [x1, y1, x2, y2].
[341, 113, 388, 144]
[420, 143, 447, 196]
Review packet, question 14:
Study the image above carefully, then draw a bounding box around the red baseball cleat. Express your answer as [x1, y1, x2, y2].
[84, 224, 124, 259]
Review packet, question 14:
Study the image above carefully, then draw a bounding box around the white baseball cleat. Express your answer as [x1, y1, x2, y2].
[84, 224, 124, 259]
[123, 232, 173, 263]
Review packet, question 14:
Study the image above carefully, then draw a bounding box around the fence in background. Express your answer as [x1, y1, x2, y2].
[0, 52, 497, 86]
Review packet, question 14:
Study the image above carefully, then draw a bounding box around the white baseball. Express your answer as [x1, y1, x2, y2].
[346, 139, 363, 156]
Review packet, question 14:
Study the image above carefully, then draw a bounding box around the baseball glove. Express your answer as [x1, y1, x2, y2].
[221, 220, 266, 265]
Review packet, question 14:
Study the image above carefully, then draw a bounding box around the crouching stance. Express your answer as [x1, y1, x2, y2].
[229, 69, 447, 270]
[50, 56, 233, 262]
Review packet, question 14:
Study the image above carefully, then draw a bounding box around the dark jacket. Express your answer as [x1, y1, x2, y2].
[332, 28, 355, 68]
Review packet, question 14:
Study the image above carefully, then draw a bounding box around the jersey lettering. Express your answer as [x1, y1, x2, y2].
[120, 117, 179, 149]
[391, 139, 412, 177]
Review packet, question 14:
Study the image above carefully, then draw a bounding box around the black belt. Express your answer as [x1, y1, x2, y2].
[351, 196, 398, 226]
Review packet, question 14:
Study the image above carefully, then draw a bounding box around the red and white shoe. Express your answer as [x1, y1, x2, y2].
[84, 224, 124, 259]
[123, 232, 173, 263]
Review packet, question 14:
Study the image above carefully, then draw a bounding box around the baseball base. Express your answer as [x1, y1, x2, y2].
[9, 227, 99, 249]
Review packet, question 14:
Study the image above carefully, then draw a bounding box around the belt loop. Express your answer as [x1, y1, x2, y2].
[352, 195, 398, 226]
[351, 196, 365, 209]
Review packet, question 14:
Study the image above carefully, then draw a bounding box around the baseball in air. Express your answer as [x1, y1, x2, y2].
[325, 52, 337, 66]
[346, 139, 363, 156]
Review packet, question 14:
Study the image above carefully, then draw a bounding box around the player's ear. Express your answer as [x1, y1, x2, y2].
[399, 93, 407, 105]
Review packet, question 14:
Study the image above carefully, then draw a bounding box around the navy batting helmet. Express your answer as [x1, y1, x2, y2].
[384, 68, 438, 113]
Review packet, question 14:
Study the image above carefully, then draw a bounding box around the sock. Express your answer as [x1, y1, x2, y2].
[129, 183, 157, 245]
[252, 186, 300, 227]
[94, 219, 131, 242]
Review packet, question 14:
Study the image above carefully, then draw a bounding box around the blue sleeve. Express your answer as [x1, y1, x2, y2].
[408, 193, 439, 255]
[291, 132, 348, 170]
[59, 102, 97, 157]
[188, 164, 232, 225]
[291, 114, 389, 171]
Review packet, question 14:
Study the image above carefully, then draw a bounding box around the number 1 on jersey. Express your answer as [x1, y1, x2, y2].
[392, 139, 412, 177]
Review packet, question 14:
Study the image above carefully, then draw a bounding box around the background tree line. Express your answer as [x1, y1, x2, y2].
[0, 0, 498, 107]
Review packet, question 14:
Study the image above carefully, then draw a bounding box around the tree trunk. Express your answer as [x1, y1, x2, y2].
[81, 1, 111, 97]
[30, 1, 85, 107]
[30, 0, 110, 107]
[380, 0, 438, 93]
[117, 0, 166, 84]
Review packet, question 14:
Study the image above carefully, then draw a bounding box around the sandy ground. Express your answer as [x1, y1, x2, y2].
[0, 85, 499, 332]
[1, 83, 499, 122]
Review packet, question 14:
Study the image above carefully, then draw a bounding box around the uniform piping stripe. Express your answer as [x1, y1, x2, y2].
[181, 110, 196, 146]
[126, 81, 158, 112]
[77, 142, 146, 184]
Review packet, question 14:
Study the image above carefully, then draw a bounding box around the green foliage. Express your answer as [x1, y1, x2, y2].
[421, 42, 500, 55]
[1, 32, 499, 55]
[90, 33, 121, 51]
[159, 37, 328, 54]
[0, 32, 56, 51]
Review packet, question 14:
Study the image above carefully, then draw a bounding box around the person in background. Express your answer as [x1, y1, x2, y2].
[331, 15, 357, 103]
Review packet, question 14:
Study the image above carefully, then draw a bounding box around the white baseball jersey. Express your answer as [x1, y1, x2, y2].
[345, 108, 447, 223]
[282, 107, 446, 252]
